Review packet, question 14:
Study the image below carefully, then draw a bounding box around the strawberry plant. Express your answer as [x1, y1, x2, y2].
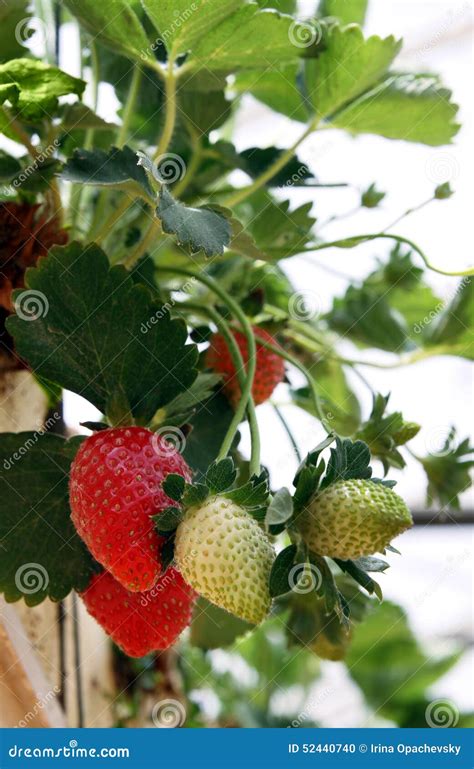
[0, 0, 472, 726]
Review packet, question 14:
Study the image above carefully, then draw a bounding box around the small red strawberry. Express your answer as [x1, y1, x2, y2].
[81, 568, 195, 657]
[205, 326, 285, 407]
[70, 427, 192, 592]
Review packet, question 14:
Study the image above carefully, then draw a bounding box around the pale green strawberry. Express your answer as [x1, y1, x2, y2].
[174, 495, 275, 625]
[298, 478, 412, 559]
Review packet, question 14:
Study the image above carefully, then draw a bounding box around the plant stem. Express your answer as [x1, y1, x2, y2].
[383, 197, 433, 232]
[117, 65, 142, 147]
[94, 194, 134, 245]
[224, 117, 319, 207]
[272, 404, 302, 462]
[258, 337, 332, 434]
[303, 233, 474, 277]
[122, 218, 161, 268]
[156, 267, 258, 465]
[172, 136, 202, 198]
[180, 302, 261, 475]
[153, 63, 177, 161]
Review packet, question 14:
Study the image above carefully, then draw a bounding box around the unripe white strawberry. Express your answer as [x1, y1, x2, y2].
[174, 495, 275, 625]
[298, 478, 412, 559]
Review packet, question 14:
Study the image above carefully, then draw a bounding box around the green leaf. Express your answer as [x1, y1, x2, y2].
[7, 242, 198, 423]
[234, 64, 309, 123]
[59, 103, 119, 132]
[61, 146, 153, 200]
[419, 432, 473, 510]
[305, 25, 401, 118]
[0, 58, 85, 122]
[63, 0, 152, 64]
[0, 434, 95, 605]
[269, 544, 297, 597]
[425, 277, 473, 359]
[159, 535, 176, 574]
[321, 437, 373, 489]
[239, 147, 316, 188]
[157, 372, 221, 426]
[145, 1, 304, 72]
[179, 89, 232, 134]
[327, 284, 413, 352]
[190, 596, 253, 649]
[161, 474, 186, 502]
[238, 190, 316, 260]
[333, 558, 383, 599]
[356, 393, 420, 473]
[265, 487, 293, 526]
[142, 0, 242, 58]
[361, 182, 385, 208]
[333, 73, 460, 145]
[153, 506, 184, 533]
[205, 458, 237, 494]
[156, 186, 232, 257]
[0, 150, 21, 181]
[319, 0, 368, 25]
[0, 1, 33, 62]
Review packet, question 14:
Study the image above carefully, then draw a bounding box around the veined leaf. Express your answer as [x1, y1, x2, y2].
[0, 58, 85, 121]
[305, 25, 401, 118]
[0, 434, 95, 605]
[156, 186, 232, 257]
[61, 146, 153, 200]
[63, 0, 152, 64]
[332, 73, 460, 145]
[234, 64, 309, 123]
[7, 242, 198, 423]
[319, 0, 368, 25]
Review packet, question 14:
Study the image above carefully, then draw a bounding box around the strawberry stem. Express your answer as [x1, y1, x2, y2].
[180, 302, 261, 476]
[156, 267, 260, 472]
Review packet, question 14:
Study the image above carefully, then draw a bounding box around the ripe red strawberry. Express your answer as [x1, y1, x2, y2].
[205, 326, 285, 407]
[81, 568, 195, 657]
[69, 427, 192, 593]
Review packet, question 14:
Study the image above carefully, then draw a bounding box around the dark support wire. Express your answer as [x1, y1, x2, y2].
[72, 593, 84, 728]
[54, 2, 61, 64]
[272, 404, 302, 463]
[56, 601, 66, 709]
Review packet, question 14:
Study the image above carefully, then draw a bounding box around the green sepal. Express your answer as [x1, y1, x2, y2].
[265, 487, 293, 527]
[269, 545, 297, 598]
[205, 457, 237, 494]
[333, 558, 383, 600]
[162, 473, 186, 502]
[159, 535, 176, 575]
[153, 507, 184, 534]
